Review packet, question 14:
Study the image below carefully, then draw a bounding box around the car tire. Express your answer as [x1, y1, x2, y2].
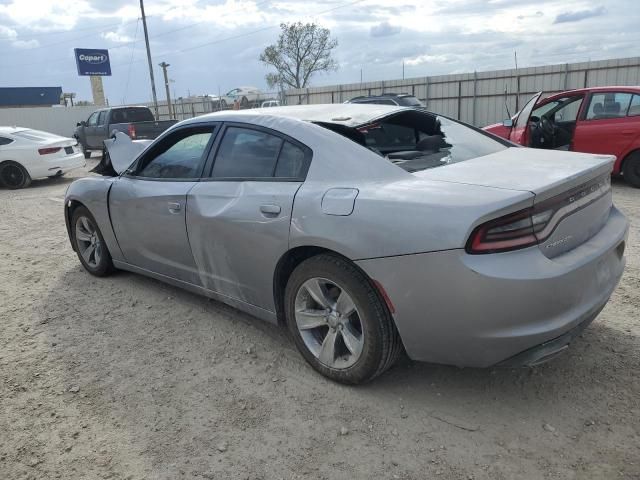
[623, 152, 640, 188]
[240, 96, 249, 108]
[71, 206, 115, 277]
[0, 161, 31, 189]
[220, 99, 227, 110]
[284, 253, 402, 384]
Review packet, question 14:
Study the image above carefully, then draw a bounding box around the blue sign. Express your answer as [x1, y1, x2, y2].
[74, 48, 111, 76]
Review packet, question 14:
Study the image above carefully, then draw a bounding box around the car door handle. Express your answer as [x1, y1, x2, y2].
[168, 202, 181, 214]
[260, 204, 281, 215]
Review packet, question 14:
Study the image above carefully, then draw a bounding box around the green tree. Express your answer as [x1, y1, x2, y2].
[260, 22, 338, 89]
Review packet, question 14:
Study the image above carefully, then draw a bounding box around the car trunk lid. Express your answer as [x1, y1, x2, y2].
[420, 148, 615, 257]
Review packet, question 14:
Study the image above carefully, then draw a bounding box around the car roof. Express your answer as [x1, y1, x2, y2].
[185, 103, 410, 127]
[545, 85, 640, 98]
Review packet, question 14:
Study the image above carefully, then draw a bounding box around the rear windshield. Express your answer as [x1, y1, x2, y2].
[110, 108, 154, 123]
[398, 96, 424, 107]
[317, 110, 509, 173]
[12, 129, 62, 142]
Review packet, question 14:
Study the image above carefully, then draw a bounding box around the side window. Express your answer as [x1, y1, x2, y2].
[554, 97, 582, 122]
[628, 95, 640, 117]
[586, 92, 633, 120]
[212, 127, 283, 178]
[87, 112, 99, 126]
[136, 128, 214, 179]
[97, 111, 107, 125]
[275, 141, 306, 178]
[0, 136, 13, 146]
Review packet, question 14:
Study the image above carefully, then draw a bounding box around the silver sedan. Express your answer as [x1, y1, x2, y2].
[64, 104, 628, 384]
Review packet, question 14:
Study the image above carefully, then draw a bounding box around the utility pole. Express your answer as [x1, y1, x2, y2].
[159, 62, 173, 119]
[140, 0, 159, 119]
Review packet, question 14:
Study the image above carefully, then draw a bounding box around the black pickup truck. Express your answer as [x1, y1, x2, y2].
[73, 106, 176, 158]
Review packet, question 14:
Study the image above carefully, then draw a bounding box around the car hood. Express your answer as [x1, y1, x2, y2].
[95, 131, 153, 176]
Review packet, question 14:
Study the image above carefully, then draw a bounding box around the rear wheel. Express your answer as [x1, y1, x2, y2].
[240, 96, 249, 108]
[72, 206, 114, 276]
[623, 152, 640, 188]
[284, 254, 402, 384]
[0, 161, 31, 189]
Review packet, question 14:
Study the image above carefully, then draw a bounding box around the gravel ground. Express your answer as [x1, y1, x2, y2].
[1, 159, 639, 480]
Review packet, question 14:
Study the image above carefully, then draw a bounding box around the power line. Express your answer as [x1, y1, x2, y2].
[122, 18, 141, 104]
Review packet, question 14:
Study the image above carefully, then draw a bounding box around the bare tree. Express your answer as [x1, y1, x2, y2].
[260, 22, 338, 89]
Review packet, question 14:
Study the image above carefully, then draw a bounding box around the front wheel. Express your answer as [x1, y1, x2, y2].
[284, 254, 402, 384]
[72, 206, 114, 276]
[623, 152, 640, 188]
[0, 161, 31, 189]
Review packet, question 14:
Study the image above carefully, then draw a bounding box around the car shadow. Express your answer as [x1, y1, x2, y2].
[43, 266, 638, 401]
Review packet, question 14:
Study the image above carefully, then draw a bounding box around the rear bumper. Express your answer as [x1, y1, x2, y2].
[356, 207, 628, 367]
[27, 153, 86, 179]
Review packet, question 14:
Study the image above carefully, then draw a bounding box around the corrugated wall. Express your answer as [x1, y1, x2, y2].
[285, 56, 640, 126]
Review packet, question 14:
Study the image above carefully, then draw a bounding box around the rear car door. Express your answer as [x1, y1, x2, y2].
[186, 123, 311, 312]
[572, 91, 637, 159]
[109, 124, 218, 284]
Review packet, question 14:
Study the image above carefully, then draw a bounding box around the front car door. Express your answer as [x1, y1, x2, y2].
[83, 111, 100, 148]
[87, 110, 109, 148]
[508, 92, 542, 145]
[572, 91, 639, 160]
[186, 123, 311, 313]
[109, 124, 218, 284]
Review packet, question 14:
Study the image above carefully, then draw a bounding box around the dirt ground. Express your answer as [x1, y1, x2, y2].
[1, 158, 638, 480]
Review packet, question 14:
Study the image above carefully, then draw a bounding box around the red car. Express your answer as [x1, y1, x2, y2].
[484, 86, 640, 187]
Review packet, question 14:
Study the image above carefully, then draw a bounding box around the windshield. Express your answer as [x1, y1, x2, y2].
[318, 110, 510, 173]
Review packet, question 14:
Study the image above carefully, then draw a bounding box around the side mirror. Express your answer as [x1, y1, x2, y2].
[502, 119, 514, 128]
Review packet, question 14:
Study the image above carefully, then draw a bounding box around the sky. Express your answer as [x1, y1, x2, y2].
[1, 0, 639, 104]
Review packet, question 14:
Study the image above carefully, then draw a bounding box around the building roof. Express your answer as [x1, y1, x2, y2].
[0, 87, 62, 107]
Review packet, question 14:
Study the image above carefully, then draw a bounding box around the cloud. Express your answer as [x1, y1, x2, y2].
[102, 31, 133, 43]
[554, 6, 607, 24]
[0, 25, 18, 40]
[12, 39, 40, 48]
[370, 21, 401, 37]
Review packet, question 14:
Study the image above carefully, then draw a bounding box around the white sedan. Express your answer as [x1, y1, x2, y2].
[0, 127, 86, 189]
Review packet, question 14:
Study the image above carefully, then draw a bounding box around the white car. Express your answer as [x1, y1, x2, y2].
[0, 127, 86, 189]
[210, 86, 263, 109]
[261, 100, 280, 108]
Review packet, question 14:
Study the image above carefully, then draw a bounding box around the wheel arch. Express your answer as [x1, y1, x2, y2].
[272, 245, 395, 327]
[65, 198, 87, 251]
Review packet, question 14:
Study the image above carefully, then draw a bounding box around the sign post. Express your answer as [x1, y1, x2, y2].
[74, 48, 111, 106]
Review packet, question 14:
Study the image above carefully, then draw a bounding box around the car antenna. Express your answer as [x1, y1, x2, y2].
[504, 85, 512, 119]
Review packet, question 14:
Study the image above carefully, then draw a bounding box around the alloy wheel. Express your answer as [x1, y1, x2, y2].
[294, 277, 364, 369]
[75, 216, 103, 269]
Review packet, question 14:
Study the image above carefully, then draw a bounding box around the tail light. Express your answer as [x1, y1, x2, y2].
[38, 147, 62, 155]
[466, 174, 611, 254]
[128, 124, 137, 139]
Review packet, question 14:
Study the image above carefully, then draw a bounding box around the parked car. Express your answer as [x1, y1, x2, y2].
[210, 87, 263, 109]
[0, 127, 85, 189]
[64, 104, 628, 384]
[74, 106, 177, 159]
[347, 93, 424, 107]
[484, 87, 640, 187]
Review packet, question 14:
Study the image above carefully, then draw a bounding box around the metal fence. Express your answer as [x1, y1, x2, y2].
[284, 56, 640, 126]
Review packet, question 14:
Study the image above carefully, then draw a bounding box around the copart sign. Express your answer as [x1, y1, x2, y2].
[74, 48, 111, 76]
